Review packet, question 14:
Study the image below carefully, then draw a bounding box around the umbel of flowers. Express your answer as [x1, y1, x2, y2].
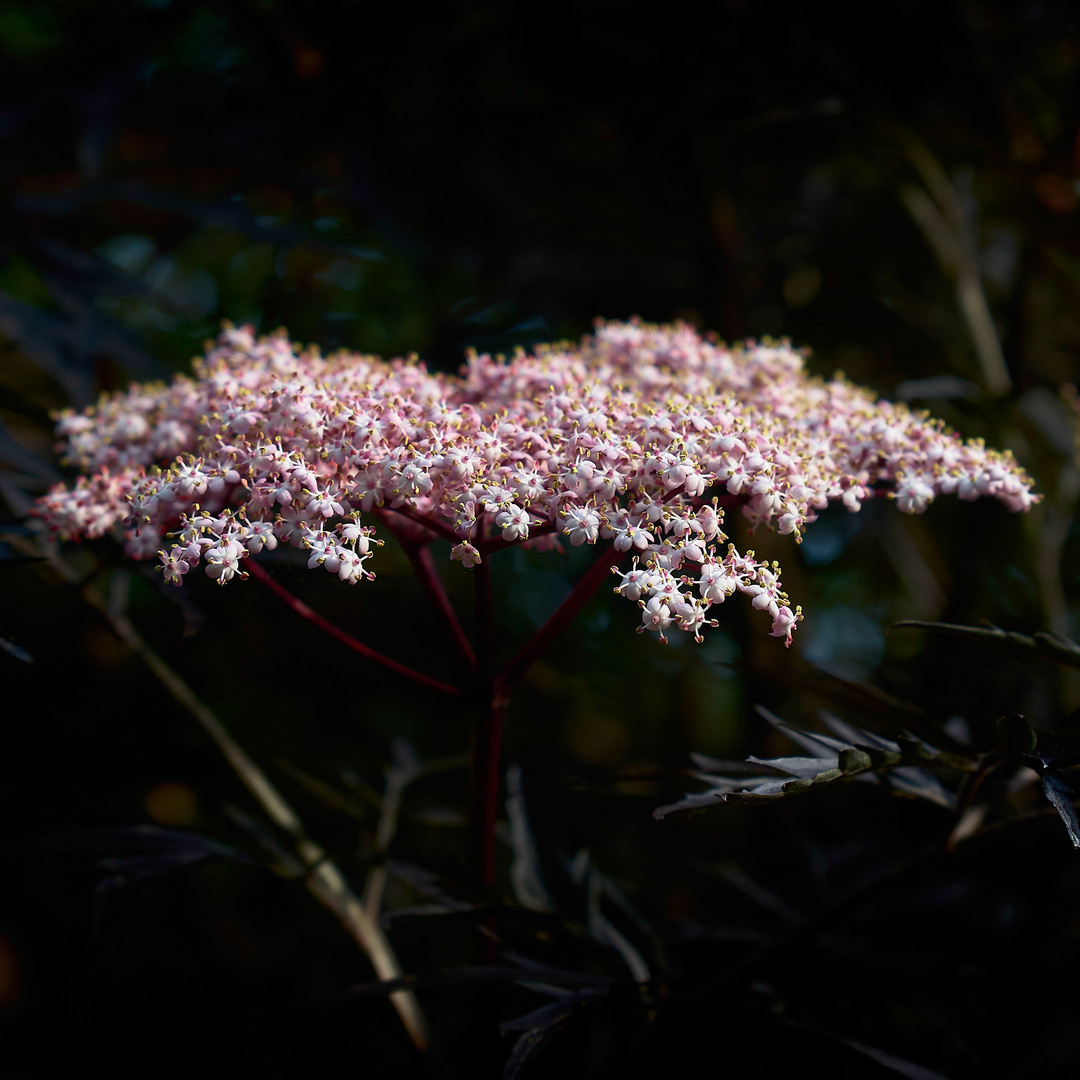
[37, 319, 1037, 647]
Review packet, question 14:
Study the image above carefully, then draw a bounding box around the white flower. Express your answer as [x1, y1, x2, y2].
[561, 505, 601, 546]
[494, 503, 532, 542]
[638, 596, 673, 643]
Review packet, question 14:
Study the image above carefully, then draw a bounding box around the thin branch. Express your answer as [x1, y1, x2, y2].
[378, 504, 461, 544]
[890, 619, 1080, 670]
[34, 552, 432, 1052]
[476, 520, 558, 555]
[376, 516, 478, 671]
[246, 558, 461, 695]
[413, 545, 476, 667]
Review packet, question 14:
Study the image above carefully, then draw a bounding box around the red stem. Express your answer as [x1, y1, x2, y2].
[477, 520, 558, 555]
[376, 512, 477, 670]
[413, 545, 477, 669]
[466, 542, 631, 888]
[246, 558, 461, 697]
[468, 557, 505, 887]
[496, 541, 631, 697]
[379, 504, 461, 544]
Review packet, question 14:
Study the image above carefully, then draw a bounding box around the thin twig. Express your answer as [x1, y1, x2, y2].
[377, 514, 477, 670]
[379, 504, 461, 544]
[246, 558, 461, 695]
[414, 545, 477, 668]
[890, 619, 1080, 670]
[476, 520, 558, 555]
[29, 549, 432, 1052]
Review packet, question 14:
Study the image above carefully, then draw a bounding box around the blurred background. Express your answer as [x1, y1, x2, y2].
[2, 1, 1080, 1076]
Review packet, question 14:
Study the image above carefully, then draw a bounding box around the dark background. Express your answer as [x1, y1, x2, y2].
[2, 1, 1080, 1077]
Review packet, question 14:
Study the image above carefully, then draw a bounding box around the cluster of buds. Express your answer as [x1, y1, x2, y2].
[36, 319, 1038, 647]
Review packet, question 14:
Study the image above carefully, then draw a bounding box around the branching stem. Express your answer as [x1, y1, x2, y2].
[498, 542, 629, 696]
[391, 532, 477, 670]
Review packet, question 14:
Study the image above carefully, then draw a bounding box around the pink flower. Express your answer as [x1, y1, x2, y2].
[698, 561, 738, 603]
[34, 317, 1040, 649]
[451, 542, 482, 568]
[769, 605, 800, 648]
[158, 548, 191, 586]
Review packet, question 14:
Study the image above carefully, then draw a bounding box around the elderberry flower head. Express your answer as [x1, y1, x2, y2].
[36, 318, 1039, 648]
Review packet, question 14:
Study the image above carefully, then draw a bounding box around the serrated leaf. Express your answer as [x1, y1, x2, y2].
[1040, 771, 1080, 851]
[747, 754, 839, 778]
[688, 771, 779, 791]
[819, 714, 953, 803]
[13, 826, 253, 936]
[92, 827, 251, 892]
[720, 767, 846, 803]
[654, 781, 775, 819]
[572, 849, 651, 982]
[659, 708, 968, 819]
[819, 711, 898, 751]
[755, 705, 853, 755]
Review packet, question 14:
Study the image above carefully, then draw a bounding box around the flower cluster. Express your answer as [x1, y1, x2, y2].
[36, 319, 1038, 647]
